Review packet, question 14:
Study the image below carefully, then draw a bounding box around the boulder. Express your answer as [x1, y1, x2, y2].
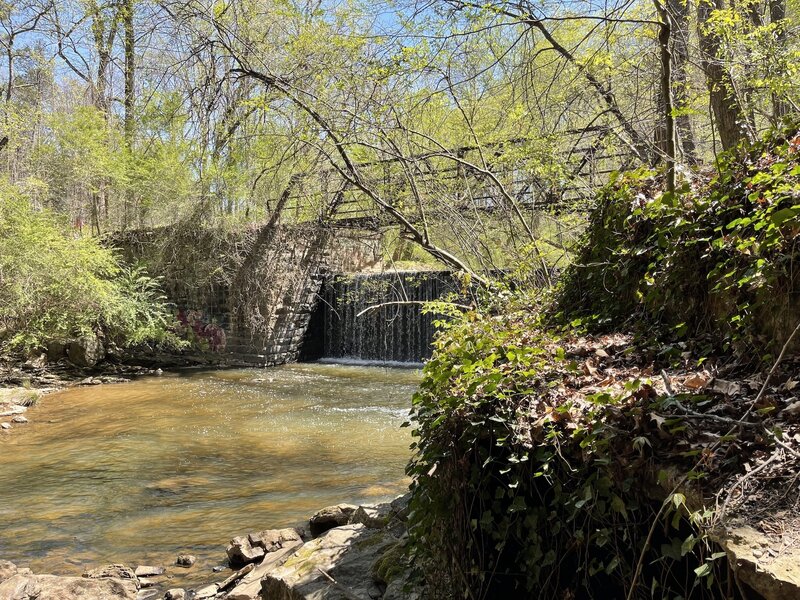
[175, 554, 196, 568]
[164, 589, 186, 600]
[261, 524, 394, 600]
[0, 561, 18, 583]
[308, 504, 357, 537]
[225, 540, 303, 600]
[226, 535, 265, 568]
[389, 493, 411, 521]
[248, 528, 303, 553]
[0, 573, 137, 599]
[348, 504, 392, 530]
[46, 340, 67, 361]
[68, 335, 105, 368]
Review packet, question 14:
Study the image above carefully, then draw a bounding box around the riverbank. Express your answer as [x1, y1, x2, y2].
[0, 494, 423, 600]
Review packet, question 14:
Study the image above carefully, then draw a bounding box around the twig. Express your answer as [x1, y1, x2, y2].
[316, 568, 369, 600]
[739, 320, 800, 425]
[660, 370, 757, 428]
[356, 300, 472, 318]
[718, 449, 780, 518]
[628, 324, 800, 599]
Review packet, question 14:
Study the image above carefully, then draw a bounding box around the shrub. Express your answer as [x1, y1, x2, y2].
[0, 178, 174, 352]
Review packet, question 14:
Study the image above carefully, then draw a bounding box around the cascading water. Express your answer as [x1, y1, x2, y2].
[304, 271, 459, 363]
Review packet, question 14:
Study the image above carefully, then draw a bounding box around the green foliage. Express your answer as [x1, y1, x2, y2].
[558, 120, 800, 355]
[0, 179, 175, 352]
[406, 296, 724, 598]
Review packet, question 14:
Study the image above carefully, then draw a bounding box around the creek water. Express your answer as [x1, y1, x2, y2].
[0, 363, 418, 587]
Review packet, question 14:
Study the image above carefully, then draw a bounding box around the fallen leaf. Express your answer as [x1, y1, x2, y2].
[783, 401, 800, 416]
[711, 379, 742, 396]
[684, 371, 712, 390]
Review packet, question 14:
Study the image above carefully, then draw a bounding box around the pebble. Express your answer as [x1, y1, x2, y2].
[752, 549, 764, 558]
[11, 416, 27, 424]
[0, 423, 10, 430]
[212, 565, 225, 572]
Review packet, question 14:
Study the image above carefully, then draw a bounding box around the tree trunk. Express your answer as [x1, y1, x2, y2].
[769, 0, 789, 122]
[668, 0, 698, 163]
[697, 0, 751, 151]
[123, 0, 135, 148]
[654, 0, 676, 193]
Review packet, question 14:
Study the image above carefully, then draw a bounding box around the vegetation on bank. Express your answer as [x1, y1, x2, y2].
[405, 124, 800, 599]
[0, 179, 174, 354]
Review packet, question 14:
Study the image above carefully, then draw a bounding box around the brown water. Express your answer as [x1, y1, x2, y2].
[0, 363, 418, 586]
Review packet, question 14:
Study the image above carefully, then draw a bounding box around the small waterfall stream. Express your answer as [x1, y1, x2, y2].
[304, 271, 459, 363]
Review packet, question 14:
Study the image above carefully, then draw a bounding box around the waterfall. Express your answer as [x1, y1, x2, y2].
[303, 271, 459, 363]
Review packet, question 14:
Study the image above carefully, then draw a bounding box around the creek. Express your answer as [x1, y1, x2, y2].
[0, 363, 418, 587]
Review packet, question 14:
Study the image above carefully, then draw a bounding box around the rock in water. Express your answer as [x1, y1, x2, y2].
[175, 555, 196, 568]
[133, 566, 164, 578]
[164, 590, 185, 600]
[308, 504, 357, 536]
[0, 573, 137, 599]
[67, 335, 105, 368]
[226, 535, 266, 567]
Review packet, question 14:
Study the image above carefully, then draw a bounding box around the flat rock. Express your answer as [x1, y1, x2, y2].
[0, 405, 25, 417]
[135, 589, 160, 599]
[225, 540, 303, 600]
[137, 577, 157, 588]
[0, 573, 137, 599]
[226, 536, 265, 568]
[10, 416, 27, 424]
[261, 524, 394, 600]
[718, 526, 800, 600]
[134, 566, 164, 578]
[83, 564, 138, 588]
[308, 504, 357, 536]
[194, 583, 219, 599]
[248, 528, 303, 552]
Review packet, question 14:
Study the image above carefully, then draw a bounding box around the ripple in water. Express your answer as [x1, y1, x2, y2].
[0, 362, 419, 587]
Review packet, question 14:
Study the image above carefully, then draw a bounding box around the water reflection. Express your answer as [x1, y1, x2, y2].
[0, 363, 418, 587]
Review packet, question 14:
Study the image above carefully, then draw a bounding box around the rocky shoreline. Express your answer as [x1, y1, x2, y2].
[0, 495, 422, 600]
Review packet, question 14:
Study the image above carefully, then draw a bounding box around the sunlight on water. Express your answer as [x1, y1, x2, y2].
[0, 363, 419, 587]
